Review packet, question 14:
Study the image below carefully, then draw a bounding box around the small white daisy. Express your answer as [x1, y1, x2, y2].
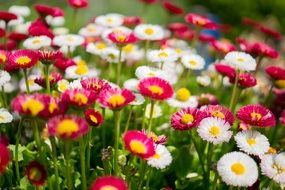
[23, 35, 51, 50]
[122, 44, 144, 62]
[68, 79, 83, 89]
[225, 51, 256, 71]
[53, 27, 69, 35]
[20, 75, 42, 92]
[217, 151, 258, 187]
[145, 103, 162, 119]
[181, 54, 205, 70]
[234, 130, 270, 156]
[135, 66, 169, 81]
[0, 70, 11, 87]
[147, 144, 172, 169]
[197, 75, 211, 87]
[3, 81, 17, 93]
[147, 49, 178, 63]
[53, 34, 84, 47]
[197, 117, 232, 145]
[130, 93, 145, 106]
[57, 79, 69, 92]
[65, 61, 99, 79]
[79, 23, 105, 37]
[45, 16, 65, 27]
[101, 47, 125, 63]
[14, 21, 30, 34]
[167, 88, 198, 108]
[0, 108, 13, 124]
[134, 24, 165, 41]
[95, 13, 124, 27]
[86, 42, 109, 56]
[8, 16, 24, 27]
[260, 152, 285, 185]
[123, 78, 139, 92]
[9, 5, 31, 17]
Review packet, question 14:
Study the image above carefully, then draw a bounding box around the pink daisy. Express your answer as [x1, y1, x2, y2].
[265, 65, 285, 80]
[280, 109, 285, 126]
[34, 72, 63, 88]
[8, 49, 39, 69]
[80, 77, 110, 94]
[25, 160, 47, 187]
[184, 13, 217, 29]
[202, 105, 234, 125]
[84, 108, 104, 127]
[90, 176, 128, 190]
[61, 88, 96, 107]
[211, 40, 236, 54]
[108, 31, 137, 45]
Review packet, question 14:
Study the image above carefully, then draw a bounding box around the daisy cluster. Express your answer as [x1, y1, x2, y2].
[0, 0, 284, 190]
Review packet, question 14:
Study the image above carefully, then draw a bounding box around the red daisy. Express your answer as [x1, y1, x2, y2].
[198, 33, 216, 43]
[47, 114, 89, 140]
[162, 1, 184, 15]
[0, 143, 10, 174]
[54, 57, 76, 71]
[0, 135, 9, 147]
[211, 40, 236, 54]
[123, 16, 142, 27]
[38, 50, 63, 65]
[251, 42, 279, 59]
[236, 104, 276, 128]
[265, 66, 285, 80]
[214, 63, 235, 78]
[108, 31, 137, 45]
[29, 25, 54, 39]
[123, 130, 155, 159]
[171, 107, 206, 130]
[228, 72, 257, 89]
[34, 72, 63, 88]
[8, 49, 39, 69]
[25, 161, 47, 187]
[61, 88, 96, 107]
[0, 39, 17, 51]
[138, 77, 173, 101]
[242, 17, 261, 29]
[85, 108, 104, 127]
[90, 176, 128, 190]
[184, 13, 217, 29]
[174, 29, 195, 41]
[236, 37, 253, 53]
[8, 32, 29, 42]
[167, 22, 189, 33]
[259, 25, 281, 40]
[80, 77, 110, 94]
[280, 109, 285, 126]
[97, 86, 135, 110]
[202, 105, 234, 125]
[68, 0, 89, 8]
[34, 4, 64, 17]
[0, 11, 17, 23]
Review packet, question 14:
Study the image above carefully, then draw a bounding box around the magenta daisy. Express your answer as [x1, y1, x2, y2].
[108, 31, 137, 45]
[80, 77, 110, 94]
[61, 88, 96, 107]
[171, 107, 206, 130]
[8, 49, 39, 69]
[236, 104, 276, 128]
[84, 108, 104, 127]
[38, 50, 63, 65]
[47, 115, 89, 140]
[90, 176, 128, 190]
[123, 130, 155, 159]
[138, 77, 174, 101]
[34, 72, 63, 88]
[0, 143, 10, 174]
[97, 86, 135, 110]
[202, 105, 235, 125]
[25, 160, 47, 187]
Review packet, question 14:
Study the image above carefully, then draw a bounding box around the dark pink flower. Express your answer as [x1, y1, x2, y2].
[61, 88, 96, 107]
[185, 13, 217, 29]
[0, 11, 17, 23]
[25, 161, 47, 187]
[265, 66, 285, 80]
[108, 31, 137, 45]
[251, 42, 279, 59]
[162, 1, 184, 15]
[202, 105, 234, 125]
[211, 40, 236, 54]
[0, 143, 10, 174]
[85, 108, 104, 127]
[90, 176, 128, 190]
[68, 0, 89, 8]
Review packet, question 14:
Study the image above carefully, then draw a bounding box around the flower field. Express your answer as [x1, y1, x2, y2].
[0, 0, 285, 189]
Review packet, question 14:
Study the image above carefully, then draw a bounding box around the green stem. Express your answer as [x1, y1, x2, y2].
[114, 110, 122, 176]
[229, 70, 240, 112]
[138, 161, 147, 190]
[212, 171, 219, 190]
[184, 69, 191, 88]
[79, 138, 87, 190]
[86, 130, 92, 174]
[50, 137, 60, 190]
[147, 100, 155, 132]
[1, 86, 7, 108]
[23, 69, 30, 94]
[124, 106, 133, 133]
[102, 107, 106, 147]
[15, 118, 22, 185]
[255, 56, 263, 74]
[45, 64, 51, 94]
[144, 40, 150, 65]
[64, 141, 73, 190]
[206, 143, 214, 186]
[116, 46, 123, 85]
[33, 119, 43, 162]
[145, 168, 152, 190]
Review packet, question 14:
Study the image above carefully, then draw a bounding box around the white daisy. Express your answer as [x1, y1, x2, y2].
[147, 49, 178, 63]
[260, 152, 285, 185]
[167, 88, 198, 108]
[9, 5, 31, 17]
[20, 75, 42, 92]
[3, 81, 17, 93]
[147, 144, 172, 169]
[86, 42, 109, 56]
[197, 117, 232, 145]
[79, 23, 105, 37]
[57, 79, 69, 92]
[135, 66, 169, 81]
[234, 130, 270, 156]
[8, 16, 24, 27]
[123, 78, 139, 92]
[130, 93, 145, 106]
[68, 79, 83, 89]
[95, 13, 124, 27]
[23, 35, 51, 50]
[122, 44, 144, 62]
[225, 51, 256, 71]
[65, 61, 99, 79]
[0, 108, 13, 124]
[217, 151, 258, 187]
[197, 75, 211, 87]
[0, 70, 11, 87]
[53, 27, 69, 35]
[181, 54, 205, 70]
[53, 34, 84, 47]
[45, 16, 65, 27]
[145, 103, 162, 119]
[101, 47, 125, 63]
[14, 21, 30, 34]
[134, 24, 165, 41]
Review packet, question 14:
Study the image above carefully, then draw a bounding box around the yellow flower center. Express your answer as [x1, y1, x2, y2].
[250, 112, 262, 121]
[90, 115, 98, 123]
[209, 126, 221, 137]
[28, 79, 35, 86]
[275, 80, 285, 89]
[181, 114, 194, 124]
[29, 168, 41, 181]
[0, 115, 5, 121]
[0, 54, 7, 62]
[175, 48, 182, 54]
[176, 88, 191, 101]
[75, 63, 89, 75]
[106, 18, 113, 23]
[144, 28, 154, 35]
[189, 60, 197, 66]
[15, 56, 31, 65]
[73, 93, 88, 105]
[211, 110, 225, 119]
[100, 186, 118, 190]
[130, 140, 146, 154]
[237, 57, 245, 63]
[148, 85, 163, 95]
[158, 52, 168, 58]
[123, 44, 134, 53]
[56, 119, 79, 136]
[116, 34, 126, 42]
[273, 164, 285, 174]
[58, 82, 68, 92]
[87, 25, 96, 32]
[48, 102, 58, 113]
[22, 99, 44, 116]
[246, 138, 256, 145]
[96, 42, 107, 50]
[66, 36, 74, 42]
[231, 162, 246, 175]
[153, 153, 161, 160]
[267, 147, 277, 154]
[108, 94, 126, 107]
[32, 39, 41, 44]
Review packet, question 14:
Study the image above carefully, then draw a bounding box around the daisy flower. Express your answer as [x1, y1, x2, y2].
[90, 176, 128, 190]
[147, 49, 178, 63]
[217, 151, 258, 187]
[61, 88, 96, 107]
[122, 44, 144, 62]
[123, 130, 155, 159]
[202, 105, 234, 125]
[108, 30, 137, 45]
[171, 107, 205, 130]
[197, 117, 232, 145]
[79, 23, 104, 37]
[65, 62, 99, 79]
[0, 50, 8, 64]
[0, 143, 10, 174]
[95, 13, 124, 27]
[167, 88, 198, 108]
[25, 161, 47, 187]
[234, 130, 270, 156]
[236, 104, 276, 128]
[23, 35, 51, 50]
[265, 65, 285, 80]
[147, 144, 172, 169]
[0, 70, 11, 87]
[9, 5, 31, 17]
[123, 78, 139, 92]
[214, 63, 236, 78]
[47, 114, 89, 140]
[97, 86, 135, 110]
[101, 47, 125, 63]
[57, 79, 69, 92]
[211, 40, 236, 54]
[184, 13, 216, 29]
[45, 15, 65, 27]
[0, 11, 17, 23]
[181, 54, 205, 70]
[130, 93, 145, 106]
[38, 50, 63, 65]
[163, 1, 184, 15]
[145, 103, 162, 119]
[8, 49, 39, 69]
[280, 110, 285, 126]
[135, 66, 169, 81]
[34, 72, 63, 88]
[137, 77, 173, 101]
[53, 34, 84, 47]
[197, 75, 211, 87]
[81, 77, 110, 94]
[86, 42, 108, 56]
[0, 108, 13, 124]
[134, 24, 165, 41]
[68, 0, 88, 8]
[85, 108, 104, 127]
[260, 152, 285, 185]
[224, 51, 256, 71]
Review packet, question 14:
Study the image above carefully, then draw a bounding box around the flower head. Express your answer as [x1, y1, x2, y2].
[34, 72, 63, 88]
[214, 63, 235, 78]
[68, 0, 89, 8]
[85, 108, 104, 127]
[0, 108, 13, 124]
[25, 161, 47, 187]
[229, 73, 257, 89]
[225, 51, 256, 71]
[202, 105, 234, 125]
[134, 24, 165, 41]
[90, 176, 128, 190]
[217, 151, 258, 187]
[280, 110, 285, 126]
[147, 49, 178, 63]
[8, 49, 39, 69]
[23, 36, 51, 50]
[181, 54, 205, 70]
[108, 31, 137, 45]
[211, 40, 236, 54]
[61, 88, 96, 107]
[38, 50, 63, 65]
[167, 88, 198, 108]
[236, 104, 276, 128]
[251, 42, 279, 59]
[47, 114, 89, 140]
[81, 77, 110, 94]
[147, 144, 172, 169]
[123, 130, 155, 159]
[0, 143, 10, 174]
[162, 1, 184, 15]
[184, 13, 216, 29]
[0, 50, 9, 64]
[171, 107, 205, 130]
[265, 66, 285, 80]
[34, 4, 64, 17]
[138, 77, 173, 100]
[0, 70, 11, 87]
[53, 34, 84, 47]
[0, 11, 17, 23]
